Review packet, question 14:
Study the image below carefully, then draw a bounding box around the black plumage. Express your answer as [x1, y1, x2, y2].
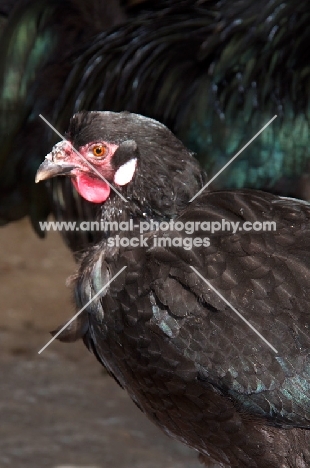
[36, 111, 310, 467]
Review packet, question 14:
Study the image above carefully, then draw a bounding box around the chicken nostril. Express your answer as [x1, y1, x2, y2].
[51, 141, 71, 161]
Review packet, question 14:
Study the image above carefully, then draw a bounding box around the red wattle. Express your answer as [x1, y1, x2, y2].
[72, 174, 111, 203]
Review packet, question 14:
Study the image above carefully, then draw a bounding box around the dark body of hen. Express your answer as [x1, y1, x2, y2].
[36, 111, 310, 468]
[0, 0, 309, 255]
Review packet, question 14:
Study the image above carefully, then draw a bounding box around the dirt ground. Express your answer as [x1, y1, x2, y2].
[0, 220, 201, 468]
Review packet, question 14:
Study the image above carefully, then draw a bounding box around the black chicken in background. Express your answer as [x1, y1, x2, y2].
[0, 0, 309, 254]
[54, 0, 310, 200]
[36, 110, 310, 467]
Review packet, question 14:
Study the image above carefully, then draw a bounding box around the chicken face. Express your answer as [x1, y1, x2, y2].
[35, 136, 138, 203]
[35, 110, 205, 217]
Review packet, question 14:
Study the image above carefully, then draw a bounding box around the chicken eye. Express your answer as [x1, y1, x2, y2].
[92, 145, 106, 157]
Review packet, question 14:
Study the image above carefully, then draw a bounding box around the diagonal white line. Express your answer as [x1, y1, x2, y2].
[189, 115, 278, 202]
[190, 266, 278, 354]
[38, 266, 127, 354]
[39, 114, 128, 202]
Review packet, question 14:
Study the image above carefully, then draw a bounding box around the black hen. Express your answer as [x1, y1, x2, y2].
[1, 0, 310, 255]
[36, 111, 310, 468]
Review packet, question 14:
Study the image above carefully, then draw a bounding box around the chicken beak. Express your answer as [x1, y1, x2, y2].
[35, 159, 76, 183]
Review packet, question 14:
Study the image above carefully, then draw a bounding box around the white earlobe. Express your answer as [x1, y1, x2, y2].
[113, 158, 137, 186]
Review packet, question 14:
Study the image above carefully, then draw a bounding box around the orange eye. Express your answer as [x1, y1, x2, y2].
[92, 145, 106, 157]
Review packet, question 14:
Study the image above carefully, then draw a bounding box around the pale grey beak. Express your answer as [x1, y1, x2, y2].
[35, 159, 76, 183]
